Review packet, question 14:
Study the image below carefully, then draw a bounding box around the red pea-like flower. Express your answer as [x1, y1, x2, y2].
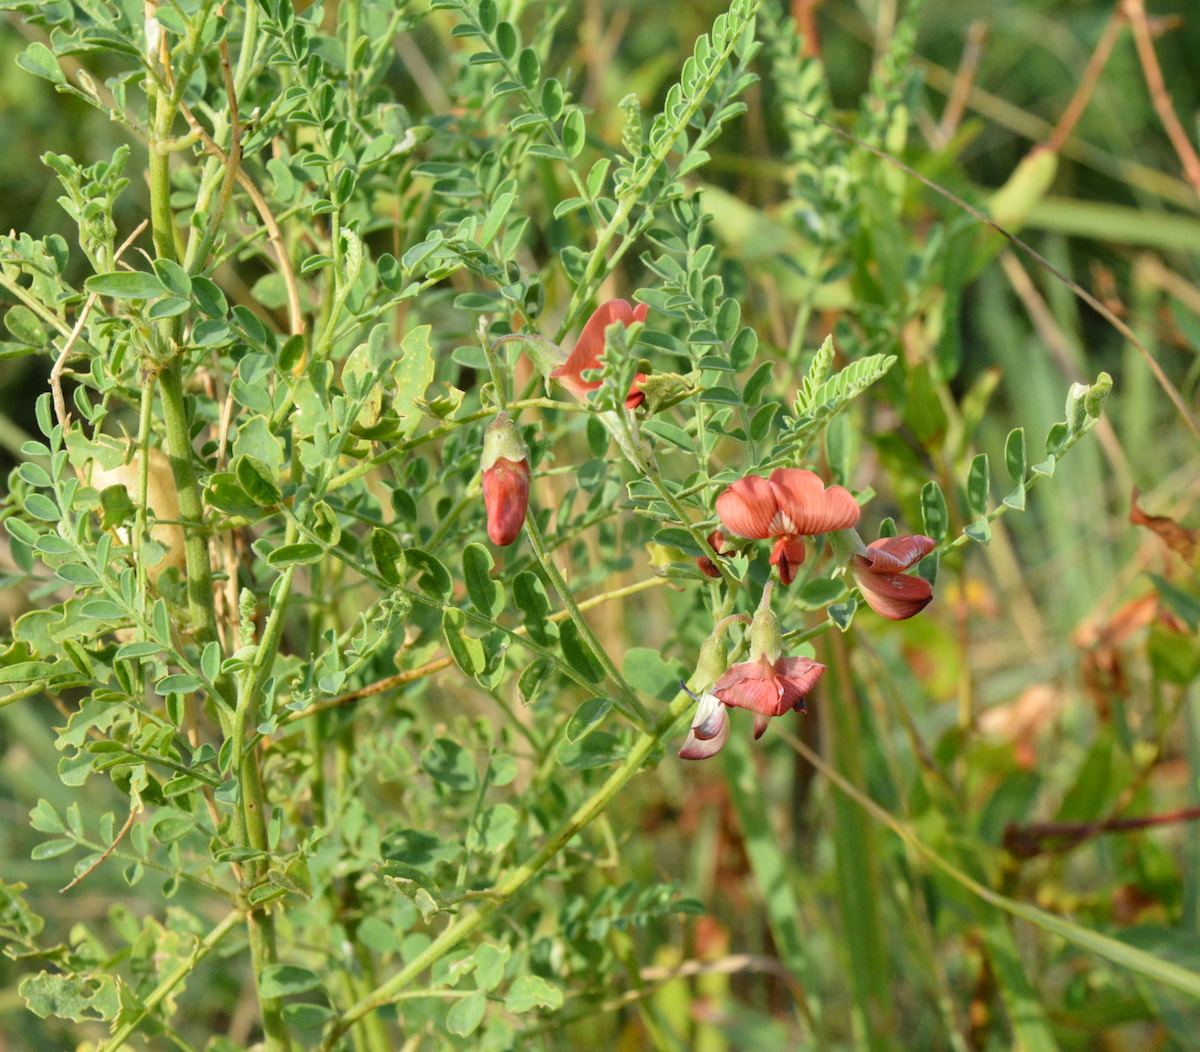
[715, 468, 860, 585]
[711, 653, 825, 740]
[678, 583, 825, 759]
[480, 412, 530, 546]
[849, 535, 936, 620]
[550, 299, 649, 408]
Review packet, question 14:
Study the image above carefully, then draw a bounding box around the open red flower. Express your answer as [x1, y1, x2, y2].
[712, 653, 825, 739]
[849, 535, 936, 620]
[678, 583, 825, 759]
[715, 468, 860, 585]
[481, 412, 530, 546]
[550, 299, 649, 408]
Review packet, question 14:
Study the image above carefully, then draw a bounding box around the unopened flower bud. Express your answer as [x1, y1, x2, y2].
[747, 582, 783, 664]
[481, 412, 530, 546]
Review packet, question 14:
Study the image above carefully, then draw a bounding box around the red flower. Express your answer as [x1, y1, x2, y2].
[711, 654, 825, 739]
[715, 468, 860, 585]
[849, 535, 936, 620]
[550, 299, 649, 408]
[678, 583, 825, 759]
[481, 412, 530, 546]
[696, 529, 734, 579]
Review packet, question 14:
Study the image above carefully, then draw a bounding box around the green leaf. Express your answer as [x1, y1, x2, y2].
[266, 543, 325, 567]
[377, 860, 447, 923]
[463, 543, 503, 617]
[421, 738, 479, 792]
[1149, 574, 1200, 630]
[966, 454, 989, 517]
[468, 804, 518, 853]
[392, 325, 436, 439]
[504, 975, 563, 1013]
[622, 648, 687, 702]
[562, 108, 586, 157]
[31, 838, 76, 859]
[29, 799, 64, 834]
[85, 271, 168, 300]
[442, 608, 485, 677]
[558, 731, 624, 769]
[475, 943, 511, 992]
[234, 454, 282, 507]
[282, 1004, 332, 1028]
[565, 696, 613, 742]
[55, 562, 99, 587]
[447, 990, 487, 1037]
[19, 972, 118, 1022]
[512, 571, 556, 645]
[154, 674, 203, 695]
[406, 547, 452, 599]
[558, 621, 604, 683]
[920, 481, 948, 544]
[259, 965, 324, 999]
[517, 659, 553, 705]
[17, 42, 65, 84]
[371, 528, 405, 586]
[652, 527, 704, 558]
[23, 493, 60, 521]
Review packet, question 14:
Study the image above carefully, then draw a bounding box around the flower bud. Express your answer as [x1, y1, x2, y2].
[481, 412, 530, 546]
[747, 582, 783, 664]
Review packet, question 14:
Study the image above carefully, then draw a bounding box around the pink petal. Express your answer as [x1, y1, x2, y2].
[853, 566, 933, 620]
[855, 535, 937, 573]
[768, 468, 860, 535]
[713, 657, 793, 718]
[773, 656, 825, 701]
[716, 475, 778, 540]
[690, 693, 728, 741]
[679, 715, 729, 759]
[556, 299, 642, 374]
[769, 535, 806, 585]
[752, 712, 772, 739]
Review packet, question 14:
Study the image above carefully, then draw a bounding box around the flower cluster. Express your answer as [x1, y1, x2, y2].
[480, 300, 648, 547]
[475, 302, 941, 764]
[681, 469, 938, 757]
[680, 585, 824, 759]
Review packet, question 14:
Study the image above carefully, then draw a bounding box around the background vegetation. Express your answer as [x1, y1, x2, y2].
[1, 0, 1198, 1049]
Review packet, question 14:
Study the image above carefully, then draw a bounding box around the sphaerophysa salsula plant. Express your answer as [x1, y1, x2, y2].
[4, 0, 1183, 1048]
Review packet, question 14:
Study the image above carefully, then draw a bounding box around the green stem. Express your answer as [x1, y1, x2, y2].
[98, 907, 244, 1052]
[156, 363, 223, 655]
[317, 683, 702, 1050]
[522, 512, 652, 728]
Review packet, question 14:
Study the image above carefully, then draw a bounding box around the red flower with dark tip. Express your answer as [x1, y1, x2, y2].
[850, 535, 936, 620]
[481, 412, 530, 546]
[550, 299, 649, 408]
[715, 468, 860, 585]
[712, 654, 825, 740]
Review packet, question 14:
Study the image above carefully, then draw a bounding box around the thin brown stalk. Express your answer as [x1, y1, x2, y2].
[1123, 0, 1200, 198]
[177, 101, 305, 338]
[937, 19, 988, 145]
[1004, 805, 1200, 859]
[1044, 10, 1125, 153]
